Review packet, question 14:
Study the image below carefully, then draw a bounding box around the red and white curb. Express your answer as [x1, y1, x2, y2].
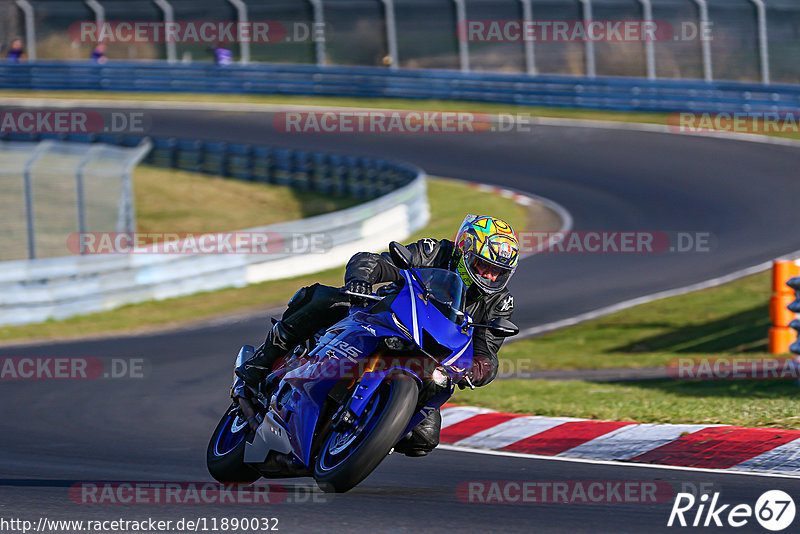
[440, 406, 800, 477]
[466, 183, 536, 207]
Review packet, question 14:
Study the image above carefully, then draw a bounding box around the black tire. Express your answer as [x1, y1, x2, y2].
[314, 374, 418, 493]
[206, 404, 260, 484]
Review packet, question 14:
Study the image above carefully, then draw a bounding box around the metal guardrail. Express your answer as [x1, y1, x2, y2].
[2, 62, 800, 113]
[0, 175, 428, 326]
[0, 134, 429, 326]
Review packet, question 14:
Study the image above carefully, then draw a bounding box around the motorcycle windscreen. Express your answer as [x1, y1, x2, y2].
[391, 269, 471, 365]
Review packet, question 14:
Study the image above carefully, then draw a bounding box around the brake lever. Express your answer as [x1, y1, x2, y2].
[463, 374, 476, 390]
[343, 290, 383, 302]
[457, 373, 476, 390]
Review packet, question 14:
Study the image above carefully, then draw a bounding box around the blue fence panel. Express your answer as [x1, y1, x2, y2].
[3, 61, 800, 113]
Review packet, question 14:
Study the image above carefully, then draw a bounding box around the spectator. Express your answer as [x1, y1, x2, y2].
[6, 39, 24, 63]
[210, 43, 233, 66]
[91, 43, 107, 64]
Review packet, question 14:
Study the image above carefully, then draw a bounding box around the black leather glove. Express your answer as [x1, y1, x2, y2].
[456, 373, 473, 390]
[345, 280, 373, 307]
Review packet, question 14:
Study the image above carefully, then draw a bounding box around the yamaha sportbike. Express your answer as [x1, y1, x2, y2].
[206, 242, 517, 493]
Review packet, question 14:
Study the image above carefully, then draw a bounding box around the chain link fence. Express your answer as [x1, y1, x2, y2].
[0, 140, 150, 262]
[1, 0, 798, 83]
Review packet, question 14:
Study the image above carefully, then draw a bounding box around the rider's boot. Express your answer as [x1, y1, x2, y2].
[235, 321, 296, 388]
[393, 408, 442, 457]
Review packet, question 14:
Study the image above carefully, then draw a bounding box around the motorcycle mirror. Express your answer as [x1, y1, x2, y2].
[389, 241, 429, 301]
[389, 241, 413, 270]
[487, 317, 519, 338]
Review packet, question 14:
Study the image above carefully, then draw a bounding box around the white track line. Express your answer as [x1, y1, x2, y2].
[438, 444, 800, 480]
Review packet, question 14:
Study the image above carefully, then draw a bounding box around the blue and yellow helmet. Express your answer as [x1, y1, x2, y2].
[454, 215, 519, 294]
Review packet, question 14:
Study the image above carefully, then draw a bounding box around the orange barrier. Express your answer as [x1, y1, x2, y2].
[768, 260, 800, 354]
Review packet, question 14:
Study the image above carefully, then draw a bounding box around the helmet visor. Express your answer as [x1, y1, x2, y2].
[465, 253, 513, 293]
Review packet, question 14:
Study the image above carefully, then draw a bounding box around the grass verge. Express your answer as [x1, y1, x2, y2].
[134, 165, 358, 233]
[0, 175, 530, 343]
[501, 270, 773, 371]
[3, 90, 799, 141]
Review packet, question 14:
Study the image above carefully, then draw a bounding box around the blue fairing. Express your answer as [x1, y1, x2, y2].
[269, 268, 474, 466]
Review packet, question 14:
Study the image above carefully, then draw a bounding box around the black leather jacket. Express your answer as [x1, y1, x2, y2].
[344, 238, 515, 386]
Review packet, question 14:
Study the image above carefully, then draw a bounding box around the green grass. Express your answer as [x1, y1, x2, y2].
[133, 165, 358, 233]
[452, 379, 800, 429]
[4, 90, 799, 140]
[0, 175, 530, 343]
[500, 270, 773, 371]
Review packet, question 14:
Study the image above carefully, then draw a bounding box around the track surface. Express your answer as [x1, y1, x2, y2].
[2, 108, 800, 533]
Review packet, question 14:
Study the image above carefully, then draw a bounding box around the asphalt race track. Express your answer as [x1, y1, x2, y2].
[2, 107, 800, 533]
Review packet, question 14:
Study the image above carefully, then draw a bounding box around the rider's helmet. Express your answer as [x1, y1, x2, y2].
[454, 215, 520, 295]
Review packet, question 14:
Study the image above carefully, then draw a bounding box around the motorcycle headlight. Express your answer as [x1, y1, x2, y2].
[431, 365, 450, 388]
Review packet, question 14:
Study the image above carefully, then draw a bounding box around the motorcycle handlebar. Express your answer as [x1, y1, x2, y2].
[343, 290, 383, 302]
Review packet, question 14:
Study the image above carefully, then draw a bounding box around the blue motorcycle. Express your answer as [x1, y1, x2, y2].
[206, 242, 517, 493]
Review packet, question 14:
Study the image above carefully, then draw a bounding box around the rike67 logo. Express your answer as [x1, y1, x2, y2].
[668, 490, 796, 531]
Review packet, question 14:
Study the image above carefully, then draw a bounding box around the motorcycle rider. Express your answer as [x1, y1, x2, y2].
[236, 214, 520, 457]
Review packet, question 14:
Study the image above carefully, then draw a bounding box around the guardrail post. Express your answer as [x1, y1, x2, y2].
[578, 0, 595, 77]
[14, 0, 36, 61]
[636, 0, 656, 80]
[380, 0, 399, 69]
[85, 0, 105, 42]
[453, 0, 470, 72]
[748, 0, 770, 84]
[153, 0, 177, 63]
[692, 0, 713, 82]
[118, 139, 150, 234]
[75, 147, 97, 254]
[519, 0, 536, 75]
[769, 260, 800, 353]
[227, 0, 250, 65]
[308, 0, 326, 66]
[20, 141, 53, 259]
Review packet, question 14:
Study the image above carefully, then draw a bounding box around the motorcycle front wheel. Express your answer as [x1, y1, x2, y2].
[206, 403, 260, 484]
[314, 373, 417, 493]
